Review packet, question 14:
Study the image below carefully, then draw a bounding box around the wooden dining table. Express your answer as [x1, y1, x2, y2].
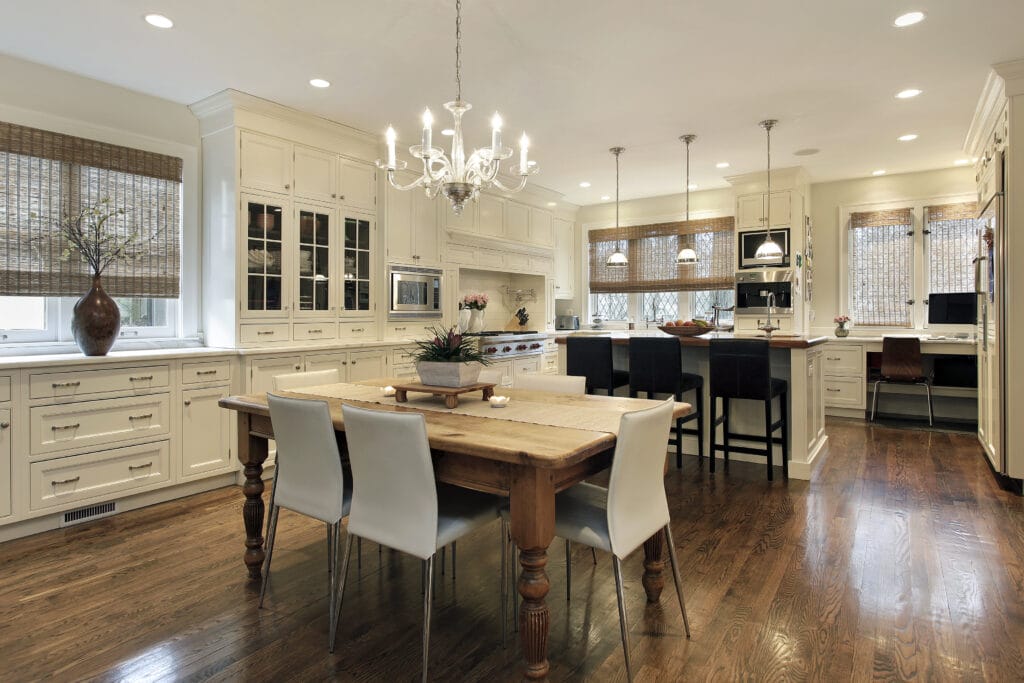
[219, 380, 692, 681]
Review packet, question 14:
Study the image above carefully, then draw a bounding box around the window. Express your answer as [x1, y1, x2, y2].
[642, 292, 679, 323]
[592, 293, 628, 321]
[925, 203, 980, 294]
[590, 289, 733, 325]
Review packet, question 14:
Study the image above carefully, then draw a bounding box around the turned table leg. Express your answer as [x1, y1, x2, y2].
[642, 528, 667, 603]
[511, 467, 556, 681]
[237, 413, 269, 580]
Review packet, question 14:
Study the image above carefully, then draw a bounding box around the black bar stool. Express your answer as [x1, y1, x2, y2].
[708, 339, 788, 480]
[628, 337, 704, 468]
[566, 336, 629, 396]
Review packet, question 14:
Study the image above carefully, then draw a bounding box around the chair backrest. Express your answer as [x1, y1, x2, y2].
[628, 336, 682, 396]
[881, 337, 924, 381]
[341, 403, 439, 560]
[266, 394, 347, 523]
[566, 336, 614, 393]
[709, 339, 771, 400]
[478, 367, 505, 386]
[273, 368, 342, 391]
[606, 398, 675, 559]
[515, 374, 586, 394]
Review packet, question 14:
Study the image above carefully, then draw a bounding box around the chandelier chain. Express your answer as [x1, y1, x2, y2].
[455, 0, 462, 101]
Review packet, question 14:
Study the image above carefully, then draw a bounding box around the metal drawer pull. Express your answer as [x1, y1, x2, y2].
[308, 329, 323, 334]
[129, 375, 154, 381]
[129, 462, 153, 471]
[51, 380, 81, 388]
[826, 388, 841, 393]
[826, 357, 841, 361]
[395, 326, 406, 331]
[257, 330, 275, 336]
[196, 369, 219, 375]
[351, 328, 364, 333]
[51, 423, 80, 431]
[51, 476, 80, 486]
[129, 413, 154, 421]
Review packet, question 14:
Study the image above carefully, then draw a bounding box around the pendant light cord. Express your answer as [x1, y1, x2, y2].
[685, 140, 690, 222]
[763, 120, 774, 242]
[455, 0, 462, 101]
[615, 150, 620, 229]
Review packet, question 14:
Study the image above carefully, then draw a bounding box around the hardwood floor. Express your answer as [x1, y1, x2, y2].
[2, 418, 1022, 681]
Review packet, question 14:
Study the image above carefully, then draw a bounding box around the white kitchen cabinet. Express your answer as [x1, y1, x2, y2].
[553, 218, 575, 299]
[737, 191, 792, 229]
[249, 356, 304, 393]
[442, 199, 476, 234]
[487, 359, 514, 387]
[386, 177, 441, 265]
[294, 145, 337, 203]
[529, 207, 553, 247]
[513, 356, 543, 379]
[181, 386, 232, 479]
[341, 212, 376, 316]
[805, 351, 825, 451]
[240, 131, 293, 195]
[478, 194, 505, 238]
[0, 408, 10, 518]
[823, 342, 866, 415]
[505, 201, 530, 243]
[338, 159, 377, 213]
[242, 195, 291, 319]
[293, 202, 338, 317]
[347, 349, 387, 382]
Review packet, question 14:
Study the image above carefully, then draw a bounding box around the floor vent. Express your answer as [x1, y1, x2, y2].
[61, 501, 117, 527]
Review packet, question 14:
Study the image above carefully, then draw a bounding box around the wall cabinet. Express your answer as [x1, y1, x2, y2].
[529, 207, 553, 247]
[737, 191, 792, 229]
[553, 218, 575, 299]
[442, 192, 557, 249]
[181, 386, 232, 479]
[294, 145, 337, 203]
[505, 201, 531, 243]
[385, 174, 441, 265]
[0, 407, 9, 518]
[240, 131, 292, 195]
[478, 195, 505, 238]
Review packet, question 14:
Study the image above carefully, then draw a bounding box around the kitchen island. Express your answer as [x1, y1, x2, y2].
[555, 331, 829, 479]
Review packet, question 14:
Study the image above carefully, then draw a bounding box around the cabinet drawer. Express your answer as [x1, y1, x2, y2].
[30, 365, 169, 400]
[182, 360, 232, 385]
[392, 363, 418, 380]
[513, 356, 543, 376]
[385, 322, 434, 339]
[29, 440, 170, 511]
[543, 353, 558, 374]
[240, 323, 291, 344]
[0, 375, 9, 402]
[293, 322, 338, 342]
[391, 347, 417, 366]
[339, 322, 377, 339]
[30, 394, 171, 456]
[823, 344, 863, 376]
[824, 377, 865, 409]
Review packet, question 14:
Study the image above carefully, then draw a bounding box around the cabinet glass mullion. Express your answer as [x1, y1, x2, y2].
[297, 208, 331, 312]
[246, 201, 284, 312]
[343, 217, 372, 312]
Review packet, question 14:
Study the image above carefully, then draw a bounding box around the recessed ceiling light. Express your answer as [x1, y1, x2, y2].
[895, 88, 922, 99]
[601, 195, 611, 201]
[441, 128, 455, 136]
[872, 169, 887, 176]
[546, 201, 557, 207]
[144, 13, 174, 28]
[954, 159, 971, 166]
[893, 11, 925, 27]
[716, 162, 730, 169]
[793, 148, 820, 156]
[898, 134, 918, 142]
[309, 78, 330, 88]
[688, 184, 698, 190]
[579, 181, 591, 188]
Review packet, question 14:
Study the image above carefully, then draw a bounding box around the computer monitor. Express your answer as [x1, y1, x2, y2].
[927, 292, 976, 325]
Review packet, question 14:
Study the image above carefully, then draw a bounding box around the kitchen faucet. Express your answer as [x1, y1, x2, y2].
[758, 291, 779, 337]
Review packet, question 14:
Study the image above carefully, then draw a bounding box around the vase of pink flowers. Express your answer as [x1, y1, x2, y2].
[834, 315, 851, 337]
[462, 293, 489, 333]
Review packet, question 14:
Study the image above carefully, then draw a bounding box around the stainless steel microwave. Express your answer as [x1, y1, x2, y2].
[738, 228, 790, 268]
[388, 265, 443, 319]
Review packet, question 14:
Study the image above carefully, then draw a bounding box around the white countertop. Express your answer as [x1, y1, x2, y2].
[0, 346, 239, 370]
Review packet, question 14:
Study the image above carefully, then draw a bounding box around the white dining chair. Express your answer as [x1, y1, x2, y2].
[554, 398, 690, 681]
[514, 373, 586, 394]
[261, 394, 352, 652]
[335, 403, 500, 680]
[273, 368, 341, 391]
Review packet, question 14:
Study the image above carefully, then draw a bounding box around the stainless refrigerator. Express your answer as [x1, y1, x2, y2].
[976, 152, 1006, 474]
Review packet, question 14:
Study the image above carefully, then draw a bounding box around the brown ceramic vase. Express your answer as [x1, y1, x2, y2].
[72, 275, 121, 356]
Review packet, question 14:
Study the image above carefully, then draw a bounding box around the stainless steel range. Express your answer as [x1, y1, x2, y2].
[466, 331, 548, 359]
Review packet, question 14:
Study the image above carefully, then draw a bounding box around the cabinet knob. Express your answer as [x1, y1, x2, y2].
[0, 421, 9, 429]
[332, 193, 337, 199]
[183, 400, 191, 406]
[285, 184, 291, 190]
[342, 361, 348, 365]
[339, 194, 345, 201]
[294, 365, 301, 370]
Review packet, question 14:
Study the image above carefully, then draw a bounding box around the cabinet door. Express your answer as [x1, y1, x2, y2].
[181, 387, 232, 478]
[294, 145, 337, 203]
[0, 408, 9, 518]
[529, 207, 554, 247]
[385, 181, 415, 263]
[768, 191, 791, 227]
[553, 218, 575, 298]
[342, 214, 375, 315]
[240, 131, 292, 194]
[412, 191, 441, 264]
[294, 204, 336, 316]
[305, 353, 349, 381]
[737, 193, 765, 229]
[249, 356, 304, 393]
[489, 359, 514, 387]
[339, 160, 377, 213]
[505, 201, 530, 243]
[347, 350, 387, 382]
[513, 356, 543, 379]
[478, 195, 505, 238]
[243, 196, 290, 318]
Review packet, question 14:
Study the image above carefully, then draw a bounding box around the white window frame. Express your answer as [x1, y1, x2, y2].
[838, 192, 976, 333]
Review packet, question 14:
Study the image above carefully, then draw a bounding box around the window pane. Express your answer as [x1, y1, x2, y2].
[641, 292, 678, 322]
[592, 293, 627, 321]
[928, 217, 979, 294]
[692, 289, 734, 323]
[0, 296, 46, 330]
[114, 298, 168, 328]
[849, 222, 913, 326]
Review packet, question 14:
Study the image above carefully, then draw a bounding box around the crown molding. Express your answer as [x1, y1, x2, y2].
[994, 58, 1024, 96]
[965, 70, 1006, 156]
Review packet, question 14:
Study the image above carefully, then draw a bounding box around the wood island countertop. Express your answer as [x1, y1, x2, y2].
[553, 331, 830, 349]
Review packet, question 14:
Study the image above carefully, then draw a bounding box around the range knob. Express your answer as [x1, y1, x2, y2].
[485, 346, 498, 354]
[516, 344, 528, 351]
[502, 346, 512, 352]
[529, 343, 542, 349]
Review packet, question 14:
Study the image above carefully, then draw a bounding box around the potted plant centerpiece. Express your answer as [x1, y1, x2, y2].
[413, 325, 490, 387]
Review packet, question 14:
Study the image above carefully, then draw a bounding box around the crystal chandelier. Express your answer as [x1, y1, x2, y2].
[755, 119, 785, 260]
[676, 134, 699, 265]
[379, 0, 537, 215]
[606, 147, 628, 268]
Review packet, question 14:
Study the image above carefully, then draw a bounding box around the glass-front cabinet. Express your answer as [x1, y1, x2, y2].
[343, 213, 374, 315]
[245, 198, 287, 316]
[295, 204, 335, 316]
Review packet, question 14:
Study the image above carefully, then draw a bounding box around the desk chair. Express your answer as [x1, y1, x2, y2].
[566, 336, 629, 395]
[708, 339, 789, 480]
[261, 394, 352, 651]
[336, 404, 500, 680]
[871, 337, 934, 426]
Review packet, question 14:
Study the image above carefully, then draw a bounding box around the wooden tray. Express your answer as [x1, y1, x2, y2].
[657, 325, 708, 337]
[391, 381, 497, 409]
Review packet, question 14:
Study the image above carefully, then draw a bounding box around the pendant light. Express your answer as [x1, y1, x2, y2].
[605, 146, 628, 268]
[676, 134, 699, 265]
[755, 119, 784, 261]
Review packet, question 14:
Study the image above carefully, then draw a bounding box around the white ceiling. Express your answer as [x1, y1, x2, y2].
[3, 1, 1023, 205]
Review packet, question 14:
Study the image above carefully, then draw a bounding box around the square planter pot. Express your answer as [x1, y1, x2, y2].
[416, 361, 483, 388]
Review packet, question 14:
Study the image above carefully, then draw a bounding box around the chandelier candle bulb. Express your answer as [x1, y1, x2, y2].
[385, 127, 397, 170]
[491, 113, 502, 155]
[519, 134, 529, 175]
[421, 109, 433, 155]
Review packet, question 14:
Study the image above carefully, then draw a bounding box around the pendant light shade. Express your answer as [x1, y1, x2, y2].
[606, 146, 628, 268]
[676, 134, 699, 265]
[756, 119, 783, 261]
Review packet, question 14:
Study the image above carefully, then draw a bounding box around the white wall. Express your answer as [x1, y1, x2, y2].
[458, 269, 546, 331]
[0, 54, 203, 338]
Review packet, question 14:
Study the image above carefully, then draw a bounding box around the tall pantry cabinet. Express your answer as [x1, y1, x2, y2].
[191, 90, 381, 349]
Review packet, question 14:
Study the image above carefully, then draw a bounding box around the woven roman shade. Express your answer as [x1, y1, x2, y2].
[848, 207, 913, 326]
[0, 122, 182, 298]
[589, 216, 735, 293]
[925, 201, 978, 294]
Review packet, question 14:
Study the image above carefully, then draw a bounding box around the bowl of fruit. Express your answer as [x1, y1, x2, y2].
[658, 319, 711, 337]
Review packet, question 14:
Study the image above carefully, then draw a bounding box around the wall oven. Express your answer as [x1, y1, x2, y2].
[389, 265, 443, 319]
[738, 228, 790, 268]
[734, 270, 794, 315]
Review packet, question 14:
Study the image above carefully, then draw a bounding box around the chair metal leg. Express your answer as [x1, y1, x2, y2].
[764, 397, 773, 481]
[326, 521, 333, 575]
[591, 547, 597, 565]
[327, 522, 340, 650]
[923, 382, 934, 426]
[565, 539, 572, 601]
[612, 556, 633, 682]
[330, 533, 354, 654]
[258, 504, 281, 608]
[422, 554, 435, 683]
[440, 545, 446, 576]
[452, 541, 457, 581]
[664, 524, 691, 638]
[871, 380, 882, 421]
